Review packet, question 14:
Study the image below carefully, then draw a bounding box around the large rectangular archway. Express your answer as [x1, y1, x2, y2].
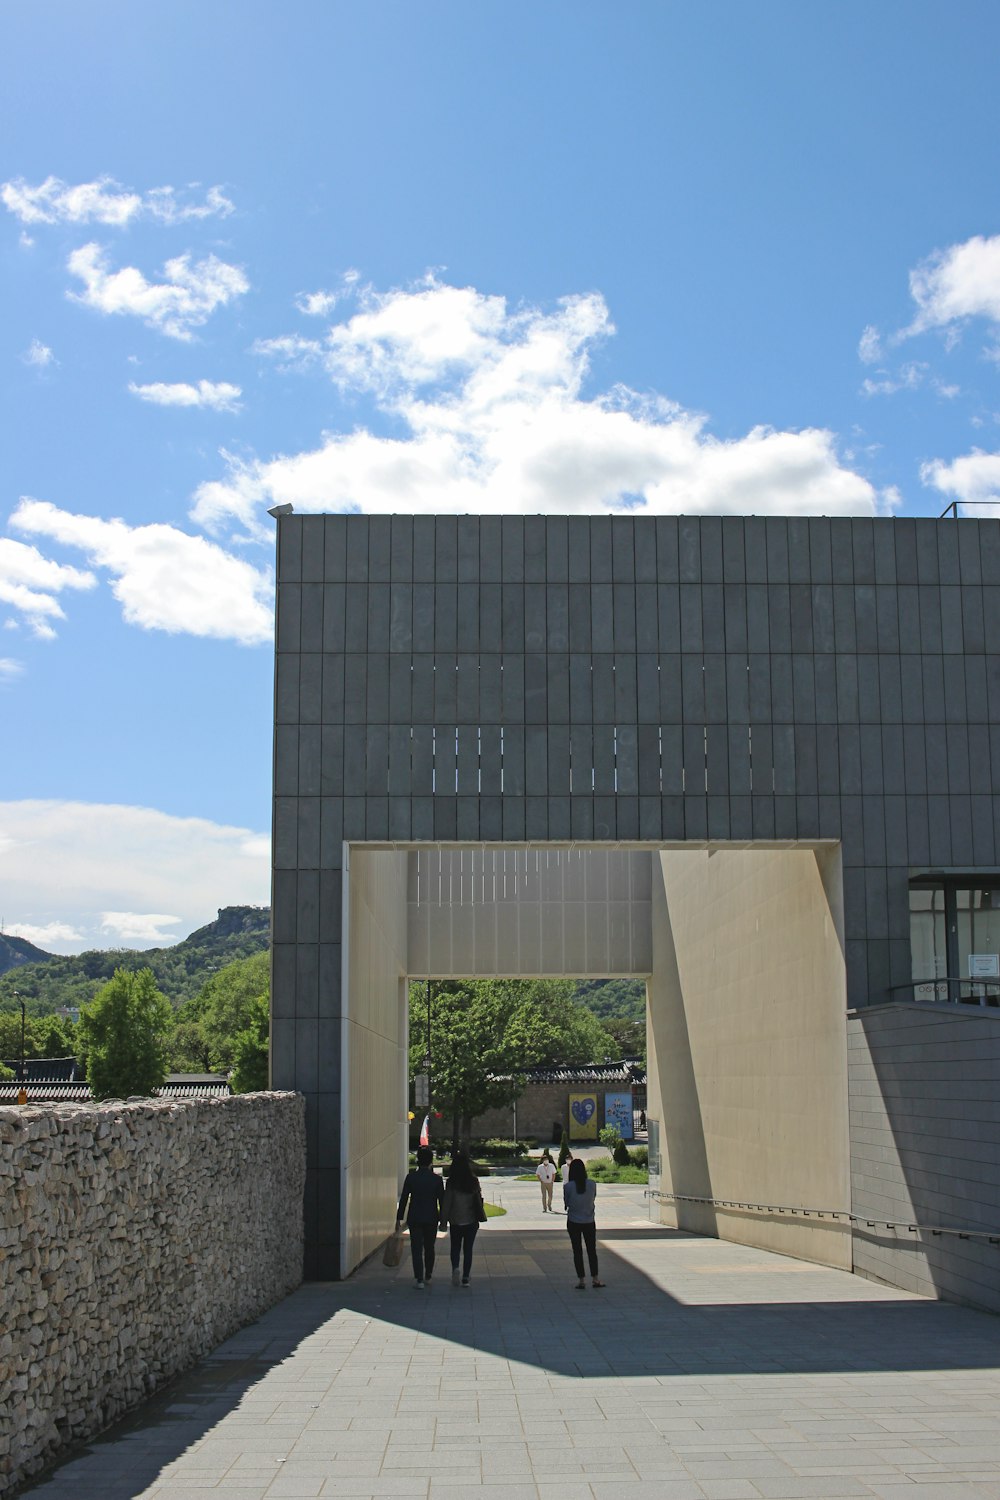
[339, 840, 849, 1277]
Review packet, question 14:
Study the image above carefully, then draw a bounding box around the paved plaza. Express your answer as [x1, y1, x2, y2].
[20, 1183, 1000, 1500]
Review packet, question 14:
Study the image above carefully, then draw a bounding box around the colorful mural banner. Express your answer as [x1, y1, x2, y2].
[568, 1091, 599, 1140]
[604, 1091, 633, 1139]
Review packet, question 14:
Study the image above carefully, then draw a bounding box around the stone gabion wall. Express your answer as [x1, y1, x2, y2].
[0, 1092, 306, 1496]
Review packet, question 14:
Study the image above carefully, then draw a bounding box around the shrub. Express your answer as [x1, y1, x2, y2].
[557, 1127, 571, 1167]
[598, 1124, 623, 1152]
[613, 1137, 631, 1166]
[472, 1137, 528, 1156]
[629, 1145, 649, 1167]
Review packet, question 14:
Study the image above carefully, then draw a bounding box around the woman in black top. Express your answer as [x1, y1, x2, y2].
[442, 1151, 483, 1286]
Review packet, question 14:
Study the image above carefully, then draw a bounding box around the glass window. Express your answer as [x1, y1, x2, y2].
[956, 887, 1000, 998]
[909, 885, 947, 1000]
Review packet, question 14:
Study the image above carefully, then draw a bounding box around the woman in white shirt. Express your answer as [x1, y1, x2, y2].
[535, 1150, 556, 1211]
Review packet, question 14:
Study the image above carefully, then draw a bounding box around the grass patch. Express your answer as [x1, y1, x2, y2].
[517, 1163, 648, 1185]
[483, 1201, 506, 1217]
[586, 1161, 648, 1184]
[516, 1171, 563, 1183]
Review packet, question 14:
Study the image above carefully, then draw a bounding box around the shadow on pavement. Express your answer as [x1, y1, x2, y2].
[16, 1222, 1000, 1499]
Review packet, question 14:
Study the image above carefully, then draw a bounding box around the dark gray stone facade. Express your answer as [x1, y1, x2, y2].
[272, 513, 1000, 1277]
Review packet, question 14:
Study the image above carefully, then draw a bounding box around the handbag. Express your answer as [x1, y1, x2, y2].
[382, 1226, 405, 1267]
[476, 1194, 488, 1224]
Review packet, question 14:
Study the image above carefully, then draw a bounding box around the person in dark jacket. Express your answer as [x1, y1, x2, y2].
[396, 1144, 445, 1288]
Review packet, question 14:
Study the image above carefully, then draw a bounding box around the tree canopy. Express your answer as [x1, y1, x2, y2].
[409, 978, 611, 1145]
[171, 950, 269, 1073]
[78, 968, 174, 1100]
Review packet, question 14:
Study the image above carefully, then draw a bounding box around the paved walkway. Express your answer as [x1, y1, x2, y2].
[20, 1184, 1000, 1500]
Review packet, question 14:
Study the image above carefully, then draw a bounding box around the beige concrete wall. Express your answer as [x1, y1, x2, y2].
[343, 847, 409, 1275]
[647, 846, 852, 1268]
[408, 846, 652, 977]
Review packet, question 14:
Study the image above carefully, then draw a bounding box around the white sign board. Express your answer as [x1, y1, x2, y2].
[968, 953, 1000, 978]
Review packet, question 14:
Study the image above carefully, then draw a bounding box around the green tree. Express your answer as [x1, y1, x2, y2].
[0, 1011, 40, 1063]
[197, 950, 269, 1070]
[36, 1014, 76, 1056]
[600, 1015, 646, 1064]
[230, 994, 269, 1093]
[410, 978, 609, 1149]
[169, 1019, 213, 1072]
[78, 968, 174, 1101]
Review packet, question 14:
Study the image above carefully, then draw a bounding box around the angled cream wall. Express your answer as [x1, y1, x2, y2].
[342, 847, 409, 1274]
[647, 846, 851, 1269]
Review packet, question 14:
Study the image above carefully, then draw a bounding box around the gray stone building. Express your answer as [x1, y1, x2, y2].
[271, 513, 1000, 1312]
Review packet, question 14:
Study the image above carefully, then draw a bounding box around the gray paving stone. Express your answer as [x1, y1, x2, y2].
[15, 1185, 1000, 1500]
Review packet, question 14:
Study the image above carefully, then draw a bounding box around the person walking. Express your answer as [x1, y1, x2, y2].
[535, 1149, 557, 1212]
[396, 1144, 445, 1288]
[563, 1157, 605, 1289]
[442, 1150, 484, 1286]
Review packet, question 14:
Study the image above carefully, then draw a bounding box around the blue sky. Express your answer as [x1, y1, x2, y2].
[2, 2, 1000, 951]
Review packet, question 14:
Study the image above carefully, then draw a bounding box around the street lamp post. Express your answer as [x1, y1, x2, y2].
[16, 992, 25, 1083]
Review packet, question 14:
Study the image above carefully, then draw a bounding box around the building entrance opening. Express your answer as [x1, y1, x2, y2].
[340, 840, 848, 1280]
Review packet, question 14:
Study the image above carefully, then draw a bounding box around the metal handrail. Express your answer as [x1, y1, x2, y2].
[888, 978, 1000, 1006]
[938, 499, 1000, 518]
[644, 1188, 1000, 1245]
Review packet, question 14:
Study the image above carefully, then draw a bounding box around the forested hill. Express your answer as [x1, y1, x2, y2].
[0, 906, 270, 1015]
[0, 932, 55, 979]
[0, 901, 644, 1026]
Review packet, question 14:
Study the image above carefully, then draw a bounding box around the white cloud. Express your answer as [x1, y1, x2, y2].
[204, 276, 884, 533]
[1, 175, 233, 227]
[251, 334, 323, 369]
[23, 338, 55, 368]
[921, 448, 1000, 515]
[0, 800, 269, 954]
[908, 234, 1000, 334]
[143, 185, 235, 224]
[295, 289, 338, 317]
[67, 243, 249, 341]
[861, 361, 927, 398]
[5, 920, 82, 947]
[101, 912, 182, 945]
[128, 379, 242, 411]
[11, 499, 273, 645]
[0, 657, 24, 681]
[858, 325, 882, 364]
[0, 536, 96, 639]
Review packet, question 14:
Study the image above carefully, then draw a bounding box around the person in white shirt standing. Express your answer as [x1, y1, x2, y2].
[535, 1149, 557, 1212]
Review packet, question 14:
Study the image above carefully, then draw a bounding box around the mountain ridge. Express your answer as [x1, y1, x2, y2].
[0, 933, 56, 979]
[0, 906, 270, 1014]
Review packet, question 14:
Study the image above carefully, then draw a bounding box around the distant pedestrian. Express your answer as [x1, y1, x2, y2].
[397, 1144, 445, 1288]
[442, 1151, 484, 1286]
[564, 1158, 604, 1289]
[535, 1149, 557, 1212]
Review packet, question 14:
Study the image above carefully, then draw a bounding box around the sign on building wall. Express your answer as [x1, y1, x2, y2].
[604, 1091, 633, 1140]
[568, 1092, 598, 1141]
